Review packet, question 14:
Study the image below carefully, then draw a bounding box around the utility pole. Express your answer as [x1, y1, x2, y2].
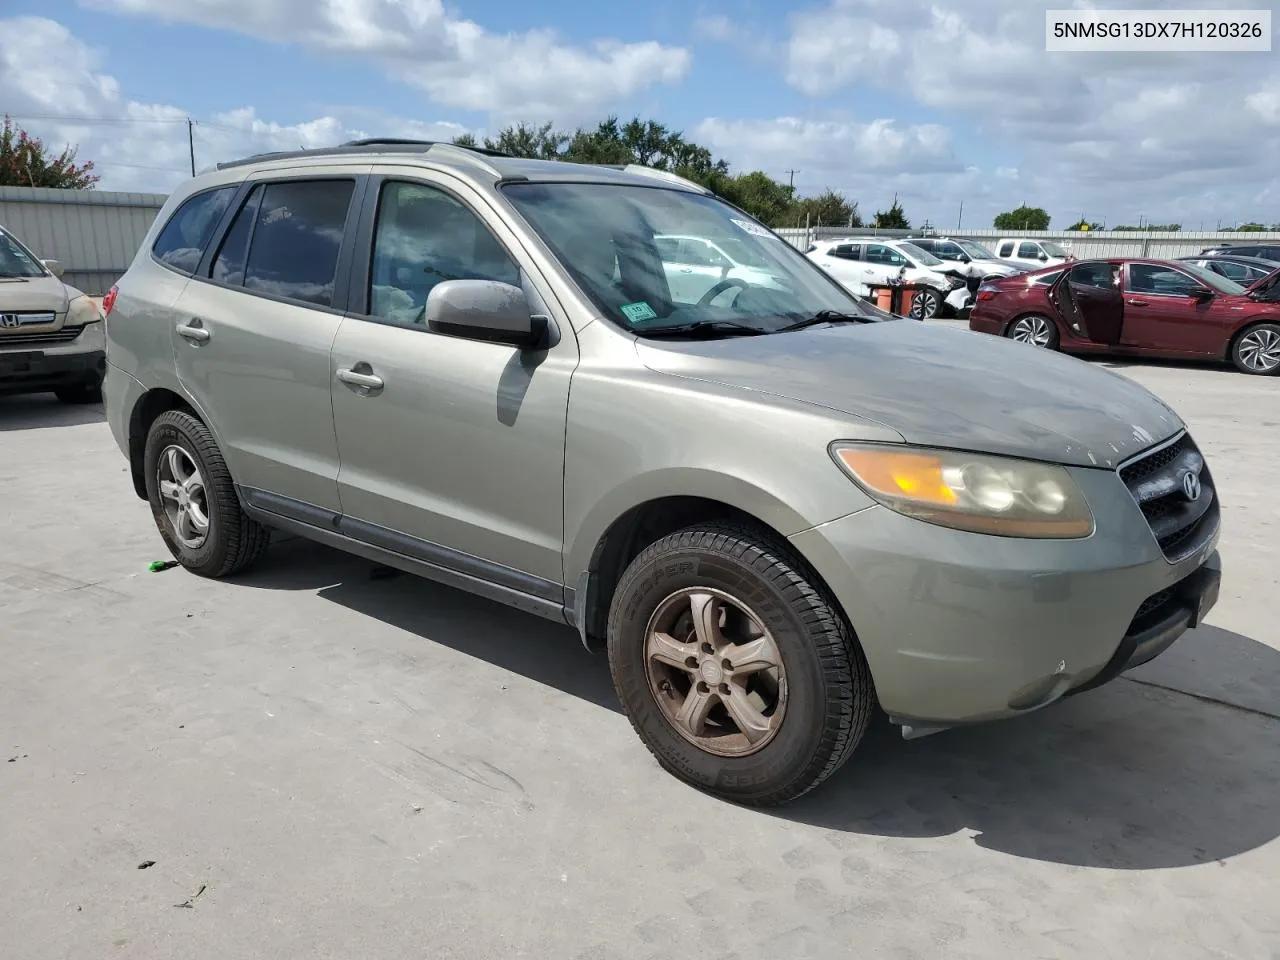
[785, 169, 799, 193]
[956, 200, 963, 230]
[187, 119, 196, 177]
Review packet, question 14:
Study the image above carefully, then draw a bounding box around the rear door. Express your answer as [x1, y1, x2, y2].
[1048, 261, 1123, 344]
[1120, 263, 1222, 354]
[328, 170, 576, 592]
[814, 243, 866, 291]
[172, 168, 366, 516]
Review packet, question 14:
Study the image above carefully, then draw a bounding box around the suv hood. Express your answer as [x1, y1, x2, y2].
[636, 320, 1182, 469]
[0, 274, 71, 313]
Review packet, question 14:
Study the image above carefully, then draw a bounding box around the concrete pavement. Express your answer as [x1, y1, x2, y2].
[0, 353, 1276, 960]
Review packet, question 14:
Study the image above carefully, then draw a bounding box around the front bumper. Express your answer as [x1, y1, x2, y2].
[790, 465, 1221, 725]
[0, 323, 106, 395]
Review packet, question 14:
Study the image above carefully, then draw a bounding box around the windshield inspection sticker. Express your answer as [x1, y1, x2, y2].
[620, 301, 659, 324]
[730, 218, 775, 239]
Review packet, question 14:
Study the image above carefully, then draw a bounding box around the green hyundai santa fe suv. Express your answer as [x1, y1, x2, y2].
[102, 140, 1222, 806]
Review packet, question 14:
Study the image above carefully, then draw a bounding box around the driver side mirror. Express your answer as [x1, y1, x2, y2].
[425, 279, 548, 348]
[41, 259, 64, 278]
[1190, 286, 1215, 302]
[957, 254, 971, 263]
[1037, 253, 1049, 261]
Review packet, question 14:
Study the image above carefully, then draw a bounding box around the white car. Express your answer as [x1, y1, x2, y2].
[805, 237, 970, 318]
[994, 238, 1073, 269]
[654, 234, 785, 304]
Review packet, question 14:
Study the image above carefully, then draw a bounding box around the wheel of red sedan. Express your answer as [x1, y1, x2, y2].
[1231, 323, 1280, 375]
[1006, 314, 1059, 350]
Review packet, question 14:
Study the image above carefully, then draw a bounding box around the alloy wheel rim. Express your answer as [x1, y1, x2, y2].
[157, 445, 210, 549]
[910, 290, 939, 319]
[1011, 316, 1052, 346]
[1238, 328, 1280, 372]
[643, 587, 787, 757]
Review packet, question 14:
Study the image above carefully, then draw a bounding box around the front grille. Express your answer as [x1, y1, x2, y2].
[1119, 432, 1218, 562]
[0, 326, 84, 348]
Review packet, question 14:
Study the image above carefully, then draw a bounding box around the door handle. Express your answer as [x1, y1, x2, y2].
[1126, 298, 1149, 306]
[176, 321, 210, 343]
[336, 367, 385, 391]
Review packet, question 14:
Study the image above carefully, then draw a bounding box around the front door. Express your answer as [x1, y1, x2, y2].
[171, 174, 362, 514]
[1050, 261, 1123, 344]
[1120, 263, 1222, 354]
[329, 174, 576, 597]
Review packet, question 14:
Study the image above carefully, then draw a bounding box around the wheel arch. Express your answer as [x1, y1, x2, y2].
[126, 387, 200, 500]
[1226, 317, 1280, 365]
[567, 472, 845, 652]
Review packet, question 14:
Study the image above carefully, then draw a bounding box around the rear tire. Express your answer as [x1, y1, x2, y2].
[143, 410, 271, 578]
[909, 288, 941, 320]
[607, 521, 875, 806]
[54, 382, 102, 404]
[1005, 314, 1059, 350]
[1230, 323, 1280, 375]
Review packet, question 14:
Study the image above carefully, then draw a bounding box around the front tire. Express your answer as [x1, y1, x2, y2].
[143, 410, 271, 578]
[1006, 314, 1059, 350]
[607, 522, 875, 806]
[1231, 323, 1280, 375]
[909, 287, 941, 320]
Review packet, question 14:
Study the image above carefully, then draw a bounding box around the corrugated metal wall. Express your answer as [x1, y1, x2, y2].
[776, 226, 1280, 259]
[0, 186, 167, 295]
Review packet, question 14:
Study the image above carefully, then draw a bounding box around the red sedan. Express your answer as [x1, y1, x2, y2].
[968, 258, 1280, 375]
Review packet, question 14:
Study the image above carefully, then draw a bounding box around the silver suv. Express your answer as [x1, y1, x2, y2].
[103, 140, 1222, 805]
[0, 224, 105, 403]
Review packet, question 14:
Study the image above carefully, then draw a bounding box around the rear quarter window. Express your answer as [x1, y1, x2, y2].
[151, 186, 237, 275]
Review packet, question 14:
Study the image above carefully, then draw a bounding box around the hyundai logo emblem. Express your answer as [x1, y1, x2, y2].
[1181, 470, 1202, 502]
[0, 314, 18, 329]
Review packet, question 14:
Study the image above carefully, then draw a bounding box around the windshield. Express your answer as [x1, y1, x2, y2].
[1042, 241, 1070, 258]
[0, 229, 48, 279]
[956, 239, 997, 260]
[502, 182, 869, 334]
[1178, 262, 1246, 295]
[897, 242, 943, 267]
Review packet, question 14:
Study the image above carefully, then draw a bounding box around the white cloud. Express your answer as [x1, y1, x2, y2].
[0, 16, 473, 192]
[81, 0, 690, 119]
[780, 0, 1280, 227]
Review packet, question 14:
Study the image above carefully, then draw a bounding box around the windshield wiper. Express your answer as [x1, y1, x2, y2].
[638, 320, 768, 338]
[775, 310, 872, 333]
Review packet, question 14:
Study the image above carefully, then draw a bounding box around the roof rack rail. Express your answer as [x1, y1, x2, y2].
[597, 164, 711, 194]
[215, 137, 511, 171]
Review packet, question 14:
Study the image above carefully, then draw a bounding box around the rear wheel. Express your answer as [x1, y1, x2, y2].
[143, 410, 271, 577]
[1231, 323, 1280, 375]
[1006, 314, 1059, 350]
[607, 522, 875, 806]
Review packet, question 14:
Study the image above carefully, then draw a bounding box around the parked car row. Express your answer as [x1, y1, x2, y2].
[968, 256, 1280, 375]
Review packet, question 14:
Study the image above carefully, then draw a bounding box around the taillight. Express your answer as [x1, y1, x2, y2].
[977, 287, 1000, 302]
[102, 284, 119, 317]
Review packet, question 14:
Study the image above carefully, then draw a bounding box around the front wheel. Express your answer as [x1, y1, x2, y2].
[607, 522, 875, 806]
[909, 287, 941, 319]
[1231, 323, 1280, 375]
[1006, 314, 1059, 350]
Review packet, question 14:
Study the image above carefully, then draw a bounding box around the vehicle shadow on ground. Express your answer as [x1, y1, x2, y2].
[0, 394, 105, 431]
[238, 538, 1280, 872]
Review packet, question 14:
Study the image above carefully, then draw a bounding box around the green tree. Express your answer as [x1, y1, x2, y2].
[1113, 223, 1181, 232]
[793, 189, 859, 228]
[1234, 222, 1267, 232]
[1065, 218, 1104, 231]
[712, 171, 797, 227]
[993, 205, 1050, 230]
[0, 117, 99, 189]
[873, 195, 910, 229]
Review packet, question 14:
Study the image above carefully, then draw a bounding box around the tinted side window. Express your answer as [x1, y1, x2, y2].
[1069, 262, 1115, 288]
[1017, 242, 1041, 259]
[209, 185, 264, 286]
[1033, 269, 1065, 286]
[368, 181, 520, 327]
[998, 241, 1014, 257]
[829, 244, 861, 261]
[1128, 264, 1200, 296]
[866, 244, 904, 266]
[935, 242, 961, 259]
[152, 187, 236, 275]
[240, 179, 355, 308]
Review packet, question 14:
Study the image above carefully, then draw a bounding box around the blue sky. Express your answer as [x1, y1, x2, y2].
[3, 1, 1279, 229]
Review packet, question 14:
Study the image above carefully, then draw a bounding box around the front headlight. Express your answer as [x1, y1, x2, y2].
[830, 443, 1094, 538]
[66, 294, 103, 326]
